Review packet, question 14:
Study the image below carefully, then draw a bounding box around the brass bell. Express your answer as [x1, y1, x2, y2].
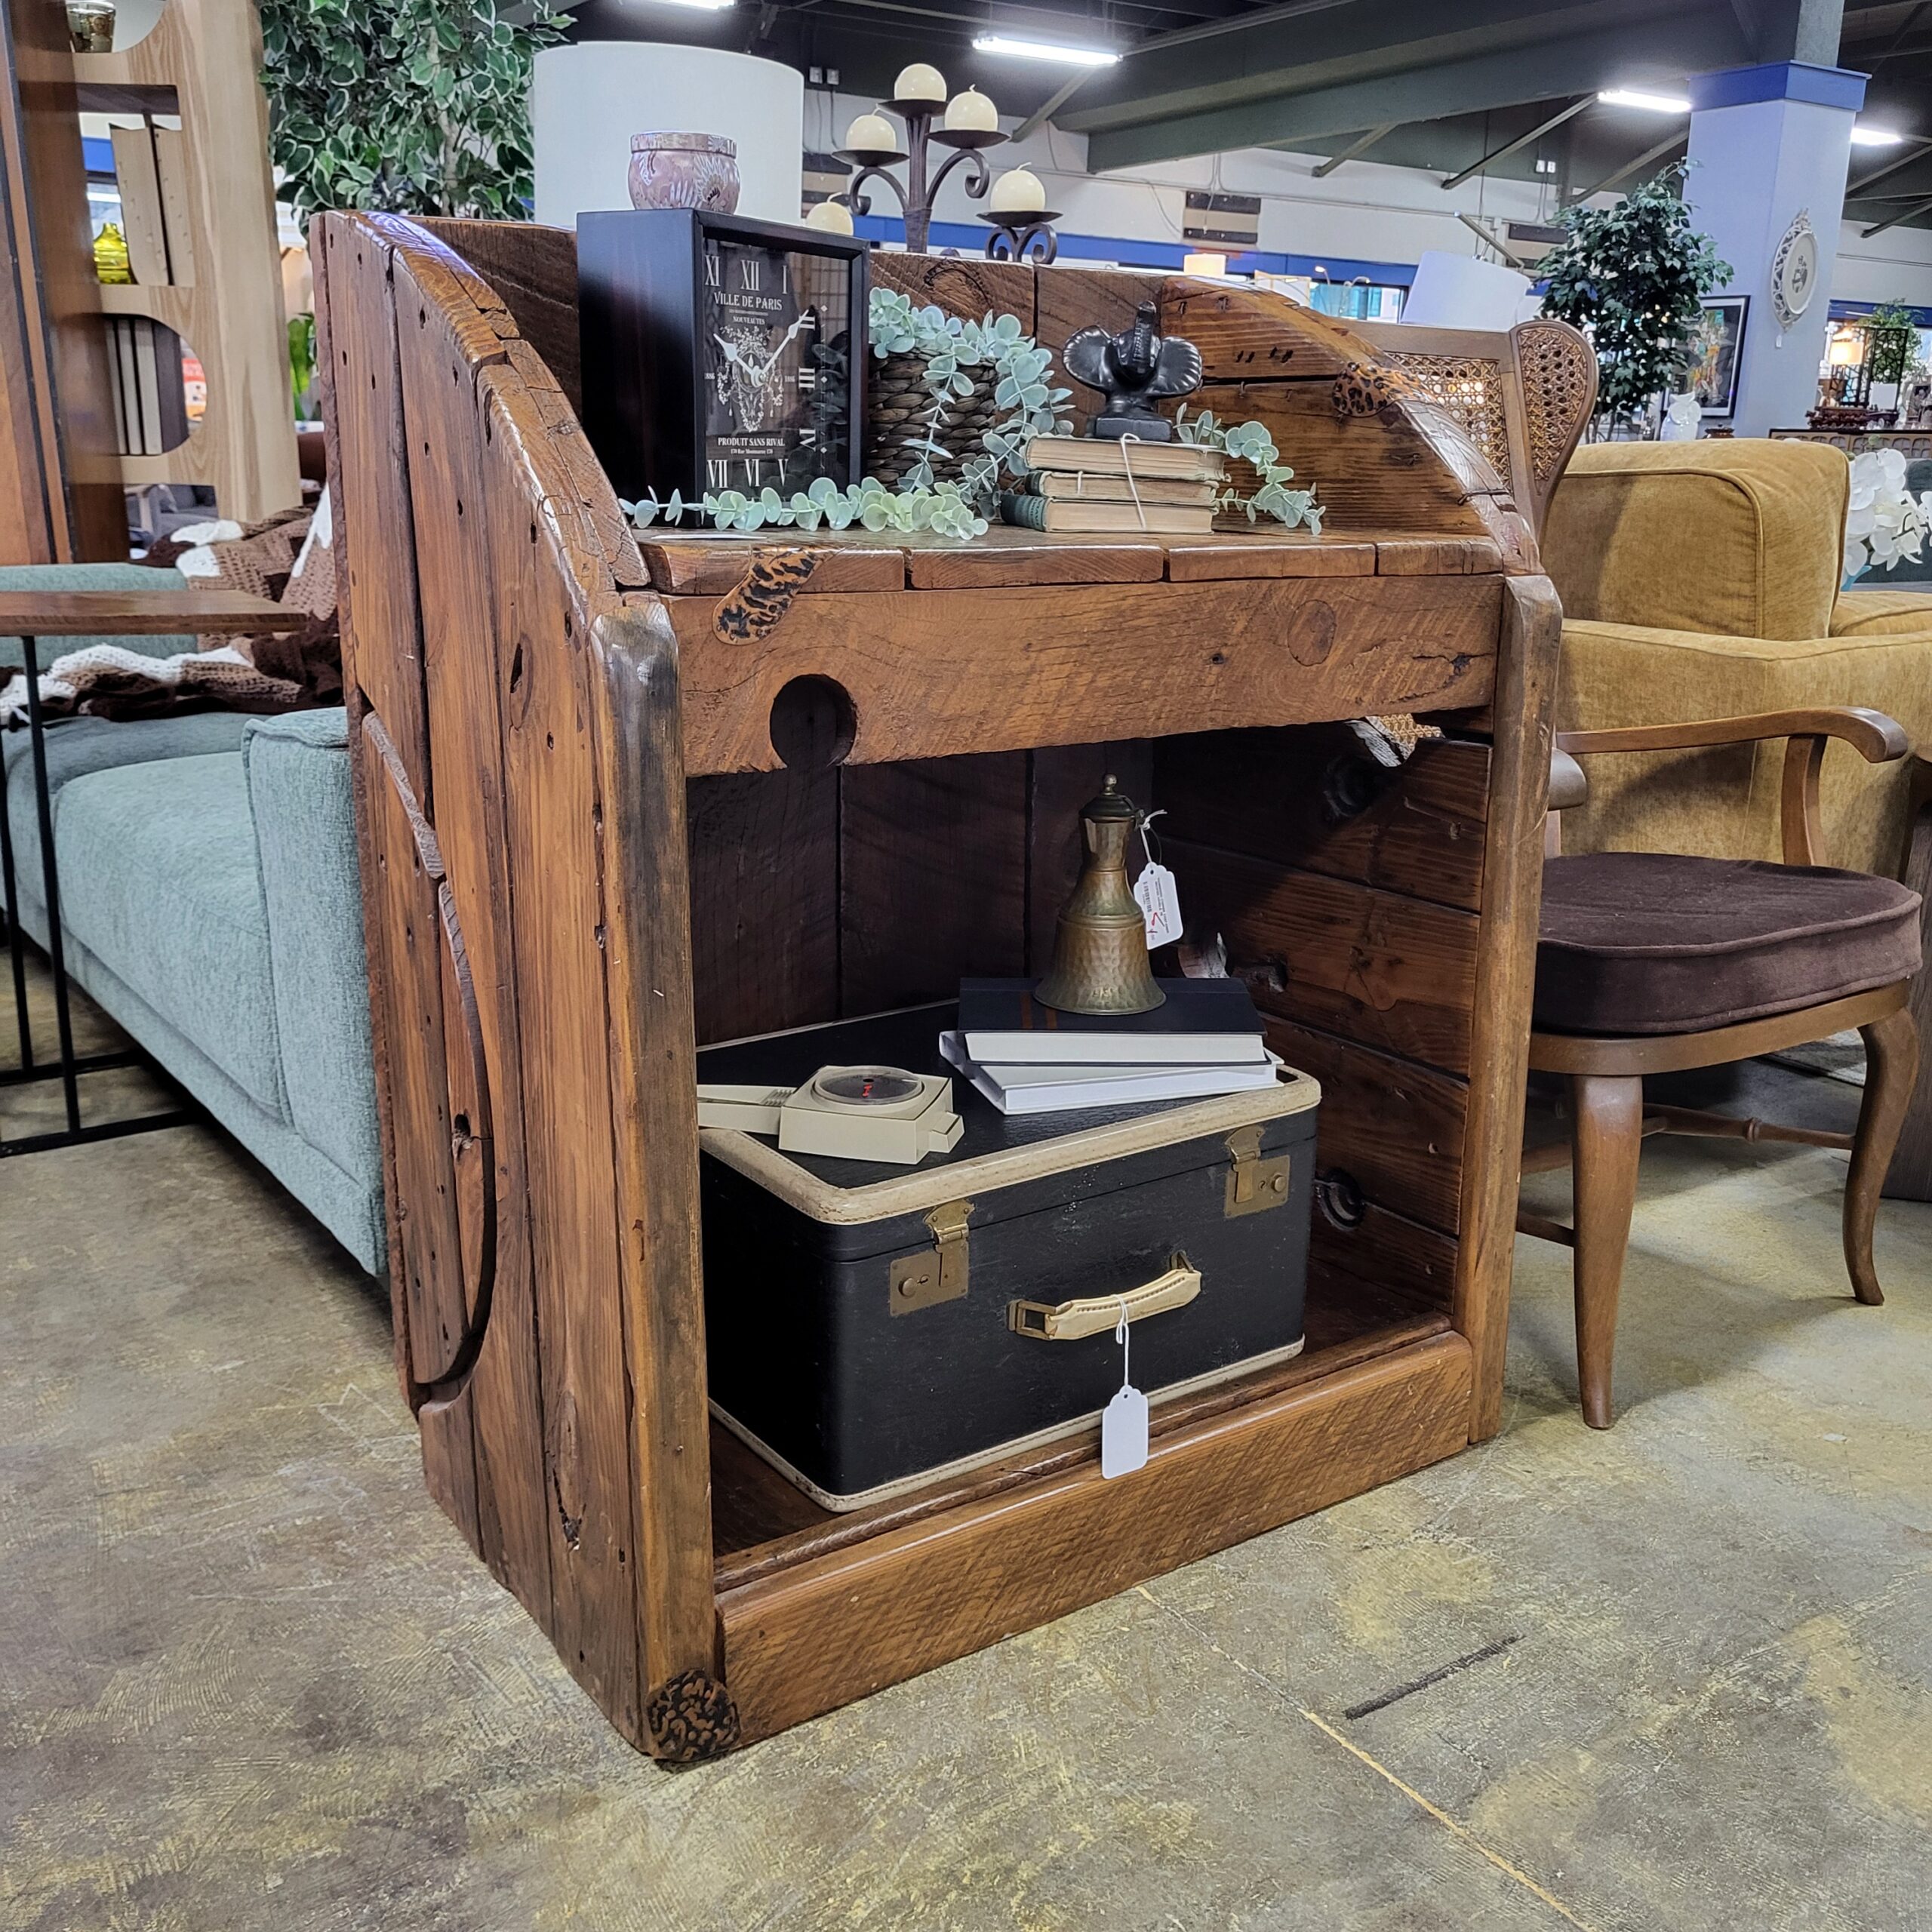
[1035, 775, 1165, 1017]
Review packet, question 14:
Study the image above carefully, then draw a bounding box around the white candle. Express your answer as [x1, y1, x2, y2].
[804, 199, 854, 235]
[943, 88, 998, 132]
[844, 112, 897, 152]
[989, 167, 1046, 214]
[895, 62, 946, 102]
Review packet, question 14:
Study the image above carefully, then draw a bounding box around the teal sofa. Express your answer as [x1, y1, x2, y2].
[2, 565, 384, 1272]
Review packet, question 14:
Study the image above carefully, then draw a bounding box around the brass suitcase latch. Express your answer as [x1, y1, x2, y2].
[889, 1199, 973, 1315]
[1224, 1124, 1291, 1217]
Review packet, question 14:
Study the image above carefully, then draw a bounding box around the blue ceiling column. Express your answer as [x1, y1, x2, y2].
[1683, 62, 1866, 436]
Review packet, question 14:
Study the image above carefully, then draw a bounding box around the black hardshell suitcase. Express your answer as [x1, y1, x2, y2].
[697, 1006, 1320, 1510]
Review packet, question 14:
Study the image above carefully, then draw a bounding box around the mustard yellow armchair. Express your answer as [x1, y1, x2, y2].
[1543, 438, 1932, 876]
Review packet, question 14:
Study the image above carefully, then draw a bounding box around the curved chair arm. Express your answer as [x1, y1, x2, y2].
[1555, 707, 1911, 869]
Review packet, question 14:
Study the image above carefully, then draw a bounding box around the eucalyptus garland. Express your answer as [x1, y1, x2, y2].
[626, 475, 986, 540]
[1175, 408, 1323, 532]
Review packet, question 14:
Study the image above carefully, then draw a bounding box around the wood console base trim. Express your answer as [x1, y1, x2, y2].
[716, 1332, 1472, 1743]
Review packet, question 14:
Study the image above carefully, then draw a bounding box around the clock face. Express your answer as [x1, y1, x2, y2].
[700, 238, 852, 496]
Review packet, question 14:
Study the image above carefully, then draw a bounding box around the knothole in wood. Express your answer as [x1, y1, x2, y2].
[769, 675, 856, 771]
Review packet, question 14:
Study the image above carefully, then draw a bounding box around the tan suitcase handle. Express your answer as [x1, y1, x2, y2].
[1008, 1252, 1201, 1341]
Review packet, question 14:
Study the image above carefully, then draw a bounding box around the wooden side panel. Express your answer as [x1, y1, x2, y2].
[1454, 576, 1563, 1439]
[589, 600, 721, 1745]
[1172, 841, 1479, 1075]
[1155, 726, 1489, 913]
[321, 219, 432, 805]
[358, 716, 478, 1544]
[392, 256, 554, 1622]
[688, 771, 839, 1044]
[1164, 278, 1368, 383]
[871, 251, 1034, 328]
[0, 12, 57, 563]
[477, 371, 645, 1743]
[719, 1334, 1472, 1743]
[666, 574, 1501, 775]
[1310, 1198, 1457, 1315]
[417, 217, 581, 413]
[839, 754, 1029, 1014]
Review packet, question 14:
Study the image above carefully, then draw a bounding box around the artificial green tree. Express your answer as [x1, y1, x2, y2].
[1539, 164, 1732, 437]
[260, 0, 566, 221]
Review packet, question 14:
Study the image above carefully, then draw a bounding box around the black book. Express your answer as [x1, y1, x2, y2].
[958, 977, 1266, 1065]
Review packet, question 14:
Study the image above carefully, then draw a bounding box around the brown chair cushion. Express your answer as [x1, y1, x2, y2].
[1535, 853, 1921, 1036]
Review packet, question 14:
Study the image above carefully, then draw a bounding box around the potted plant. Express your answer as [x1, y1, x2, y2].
[1538, 164, 1731, 439]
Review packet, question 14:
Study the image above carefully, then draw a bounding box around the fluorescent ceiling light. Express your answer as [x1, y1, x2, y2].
[973, 33, 1118, 66]
[635, 0, 734, 10]
[1851, 125, 1906, 146]
[1598, 88, 1692, 114]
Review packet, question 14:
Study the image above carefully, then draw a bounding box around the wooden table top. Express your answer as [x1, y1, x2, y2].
[0, 589, 294, 635]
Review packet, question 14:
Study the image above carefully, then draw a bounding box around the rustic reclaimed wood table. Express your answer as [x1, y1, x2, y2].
[0, 589, 287, 1155]
[315, 214, 1584, 1758]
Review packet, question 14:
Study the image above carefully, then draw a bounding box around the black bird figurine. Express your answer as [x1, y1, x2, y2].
[1061, 300, 1204, 441]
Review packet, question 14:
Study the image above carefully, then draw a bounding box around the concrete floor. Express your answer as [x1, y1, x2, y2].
[5, 993, 1931, 1931]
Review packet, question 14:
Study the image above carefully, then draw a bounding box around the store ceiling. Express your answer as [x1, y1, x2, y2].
[565, 0, 1932, 232]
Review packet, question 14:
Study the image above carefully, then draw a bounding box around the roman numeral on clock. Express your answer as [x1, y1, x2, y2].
[741, 255, 761, 291]
[707, 457, 729, 489]
[703, 250, 721, 289]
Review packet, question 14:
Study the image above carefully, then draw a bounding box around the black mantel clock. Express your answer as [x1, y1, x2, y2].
[579, 209, 869, 507]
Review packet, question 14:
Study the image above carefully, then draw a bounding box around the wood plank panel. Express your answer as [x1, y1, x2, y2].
[1167, 537, 1376, 580]
[417, 217, 580, 411]
[1171, 841, 1480, 1074]
[589, 600, 721, 1751]
[1193, 381, 1491, 538]
[641, 536, 905, 597]
[719, 1334, 1473, 1742]
[688, 771, 840, 1044]
[1164, 280, 1368, 383]
[1377, 537, 1504, 575]
[358, 714, 478, 1546]
[1454, 575, 1563, 1439]
[323, 220, 432, 805]
[480, 376, 644, 1743]
[667, 573, 1502, 774]
[872, 251, 1035, 327]
[1155, 725, 1489, 912]
[394, 267, 554, 1622]
[903, 532, 1165, 589]
[1309, 1198, 1457, 1315]
[840, 752, 1029, 1013]
[1266, 1017, 1467, 1235]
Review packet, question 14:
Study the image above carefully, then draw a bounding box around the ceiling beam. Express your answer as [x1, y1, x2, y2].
[1566, 131, 1687, 204]
[1440, 94, 1592, 188]
[1846, 134, 1932, 196]
[1011, 71, 1094, 142]
[1309, 122, 1397, 174]
[1863, 187, 1932, 235]
[1081, 11, 1737, 171]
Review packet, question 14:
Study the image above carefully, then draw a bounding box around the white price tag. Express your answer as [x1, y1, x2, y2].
[1100, 1300, 1149, 1480]
[1133, 863, 1183, 949]
[1101, 1386, 1149, 1479]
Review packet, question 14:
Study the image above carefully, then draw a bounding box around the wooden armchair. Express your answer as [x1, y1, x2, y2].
[1518, 707, 1922, 1428]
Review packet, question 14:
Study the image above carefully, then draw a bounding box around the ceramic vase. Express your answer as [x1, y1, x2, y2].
[628, 133, 740, 214]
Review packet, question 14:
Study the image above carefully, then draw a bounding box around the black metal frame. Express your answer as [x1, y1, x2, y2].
[2, 633, 197, 1156]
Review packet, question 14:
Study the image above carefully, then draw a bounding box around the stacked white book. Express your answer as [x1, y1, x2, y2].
[940, 977, 1278, 1115]
[998, 437, 1228, 536]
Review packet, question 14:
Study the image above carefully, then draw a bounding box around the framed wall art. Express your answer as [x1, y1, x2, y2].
[1692, 295, 1749, 418]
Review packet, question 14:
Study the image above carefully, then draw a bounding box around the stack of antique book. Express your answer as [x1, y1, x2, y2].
[940, 977, 1278, 1115]
[999, 437, 1228, 535]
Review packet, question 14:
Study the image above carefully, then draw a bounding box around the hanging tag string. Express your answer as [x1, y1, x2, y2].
[1116, 433, 1149, 531]
[1115, 1297, 1131, 1389]
[1138, 806, 1167, 871]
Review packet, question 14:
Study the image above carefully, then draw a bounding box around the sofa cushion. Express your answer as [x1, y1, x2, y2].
[27, 752, 288, 1117]
[1535, 851, 1921, 1036]
[1544, 440, 1847, 642]
[1830, 585, 1932, 637]
[0, 563, 194, 669]
[2, 711, 251, 806]
[242, 709, 377, 1182]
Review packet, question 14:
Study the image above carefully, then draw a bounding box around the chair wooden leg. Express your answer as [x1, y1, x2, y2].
[1844, 1005, 1919, 1306]
[1571, 1073, 1645, 1429]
